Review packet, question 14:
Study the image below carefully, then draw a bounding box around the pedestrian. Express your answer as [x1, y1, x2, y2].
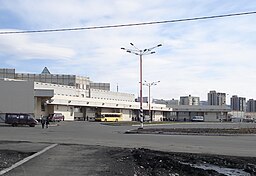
[40, 115, 43, 123]
[46, 116, 50, 128]
[41, 117, 45, 129]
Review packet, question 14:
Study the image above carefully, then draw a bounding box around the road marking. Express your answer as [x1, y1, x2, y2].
[0, 143, 58, 175]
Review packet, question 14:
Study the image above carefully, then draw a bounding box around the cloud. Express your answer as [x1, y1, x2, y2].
[0, 29, 75, 60]
[1, 0, 256, 101]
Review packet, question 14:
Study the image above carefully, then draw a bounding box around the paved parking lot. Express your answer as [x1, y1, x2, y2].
[0, 122, 256, 175]
[2, 143, 120, 176]
[0, 121, 256, 157]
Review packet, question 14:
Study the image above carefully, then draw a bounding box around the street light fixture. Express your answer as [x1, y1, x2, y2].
[143, 80, 160, 122]
[121, 43, 162, 129]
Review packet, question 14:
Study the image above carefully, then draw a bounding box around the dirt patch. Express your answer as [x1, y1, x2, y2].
[105, 148, 256, 176]
[132, 148, 256, 176]
[1, 144, 255, 176]
[126, 128, 256, 136]
[0, 150, 34, 170]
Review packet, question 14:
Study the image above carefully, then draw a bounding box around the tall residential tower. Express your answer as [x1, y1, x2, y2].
[230, 95, 246, 111]
[208, 90, 226, 106]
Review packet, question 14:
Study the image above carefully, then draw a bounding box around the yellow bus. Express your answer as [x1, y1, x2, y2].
[95, 113, 122, 122]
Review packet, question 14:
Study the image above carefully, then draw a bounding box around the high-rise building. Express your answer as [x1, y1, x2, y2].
[230, 95, 246, 111]
[180, 95, 200, 105]
[207, 90, 226, 105]
[247, 99, 256, 112]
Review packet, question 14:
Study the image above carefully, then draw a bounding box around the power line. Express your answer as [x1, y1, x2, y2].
[0, 11, 256, 35]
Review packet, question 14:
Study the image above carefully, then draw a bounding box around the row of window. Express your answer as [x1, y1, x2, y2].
[36, 82, 74, 89]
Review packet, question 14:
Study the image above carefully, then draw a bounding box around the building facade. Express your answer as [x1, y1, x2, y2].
[153, 98, 179, 106]
[230, 95, 246, 111]
[0, 68, 231, 122]
[0, 79, 167, 121]
[165, 105, 229, 122]
[180, 95, 200, 105]
[246, 99, 256, 112]
[244, 99, 256, 119]
[207, 90, 226, 106]
[0, 68, 110, 91]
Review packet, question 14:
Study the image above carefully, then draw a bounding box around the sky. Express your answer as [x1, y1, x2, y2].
[1, 0, 256, 102]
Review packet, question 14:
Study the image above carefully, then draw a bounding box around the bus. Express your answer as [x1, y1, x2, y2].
[95, 113, 122, 122]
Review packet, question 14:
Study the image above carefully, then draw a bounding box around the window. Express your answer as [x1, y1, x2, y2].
[8, 114, 18, 118]
[41, 102, 46, 111]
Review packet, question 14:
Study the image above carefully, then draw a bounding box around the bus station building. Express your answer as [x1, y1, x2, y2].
[0, 68, 230, 122]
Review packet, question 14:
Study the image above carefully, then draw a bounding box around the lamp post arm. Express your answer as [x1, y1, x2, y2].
[147, 44, 162, 52]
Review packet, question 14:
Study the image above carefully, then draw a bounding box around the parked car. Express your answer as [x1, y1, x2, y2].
[5, 113, 38, 127]
[242, 118, 255, 123]
[49, 113, 64, 122]
[191, 116, 204, 122]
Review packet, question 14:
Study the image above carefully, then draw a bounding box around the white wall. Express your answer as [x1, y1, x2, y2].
[153, 111, 164, 121]
[204, 112, 218, 122]
[177, 112, 190, 121]
[0, 80, 34, 114]
[53, 105, 74, 121]
[34, 82, 89, 98]
[90, 89, 135, 102]
[121, 109, 132, 121]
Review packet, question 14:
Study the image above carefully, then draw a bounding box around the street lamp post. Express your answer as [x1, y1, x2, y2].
[121, 43, 162, 129]
[143, 81, 160, 122]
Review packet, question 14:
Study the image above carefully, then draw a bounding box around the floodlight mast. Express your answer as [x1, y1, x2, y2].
[121, 43, 162, 129]
[143, 81, 160, 122]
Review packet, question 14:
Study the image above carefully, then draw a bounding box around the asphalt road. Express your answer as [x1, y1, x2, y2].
[0, 121, 256, 157]
[3, 144, 117, 176]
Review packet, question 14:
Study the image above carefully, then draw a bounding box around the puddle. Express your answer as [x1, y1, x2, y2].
[191, 163, 250, 176]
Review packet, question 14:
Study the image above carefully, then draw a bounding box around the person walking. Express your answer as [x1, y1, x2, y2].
[41, 117, 46, 129]
[46, 116, 50, 128]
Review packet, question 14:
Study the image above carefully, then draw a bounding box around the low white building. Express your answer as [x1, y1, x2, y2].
[166, 105, 230, 122]
[0, 79, 167, 121]
[0, 68, 231, 122]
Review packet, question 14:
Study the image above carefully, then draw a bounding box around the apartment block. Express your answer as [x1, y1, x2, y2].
[207, 90, 226, 105]
[247, 99, 256, 112]
[230, 95, 246, 111]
